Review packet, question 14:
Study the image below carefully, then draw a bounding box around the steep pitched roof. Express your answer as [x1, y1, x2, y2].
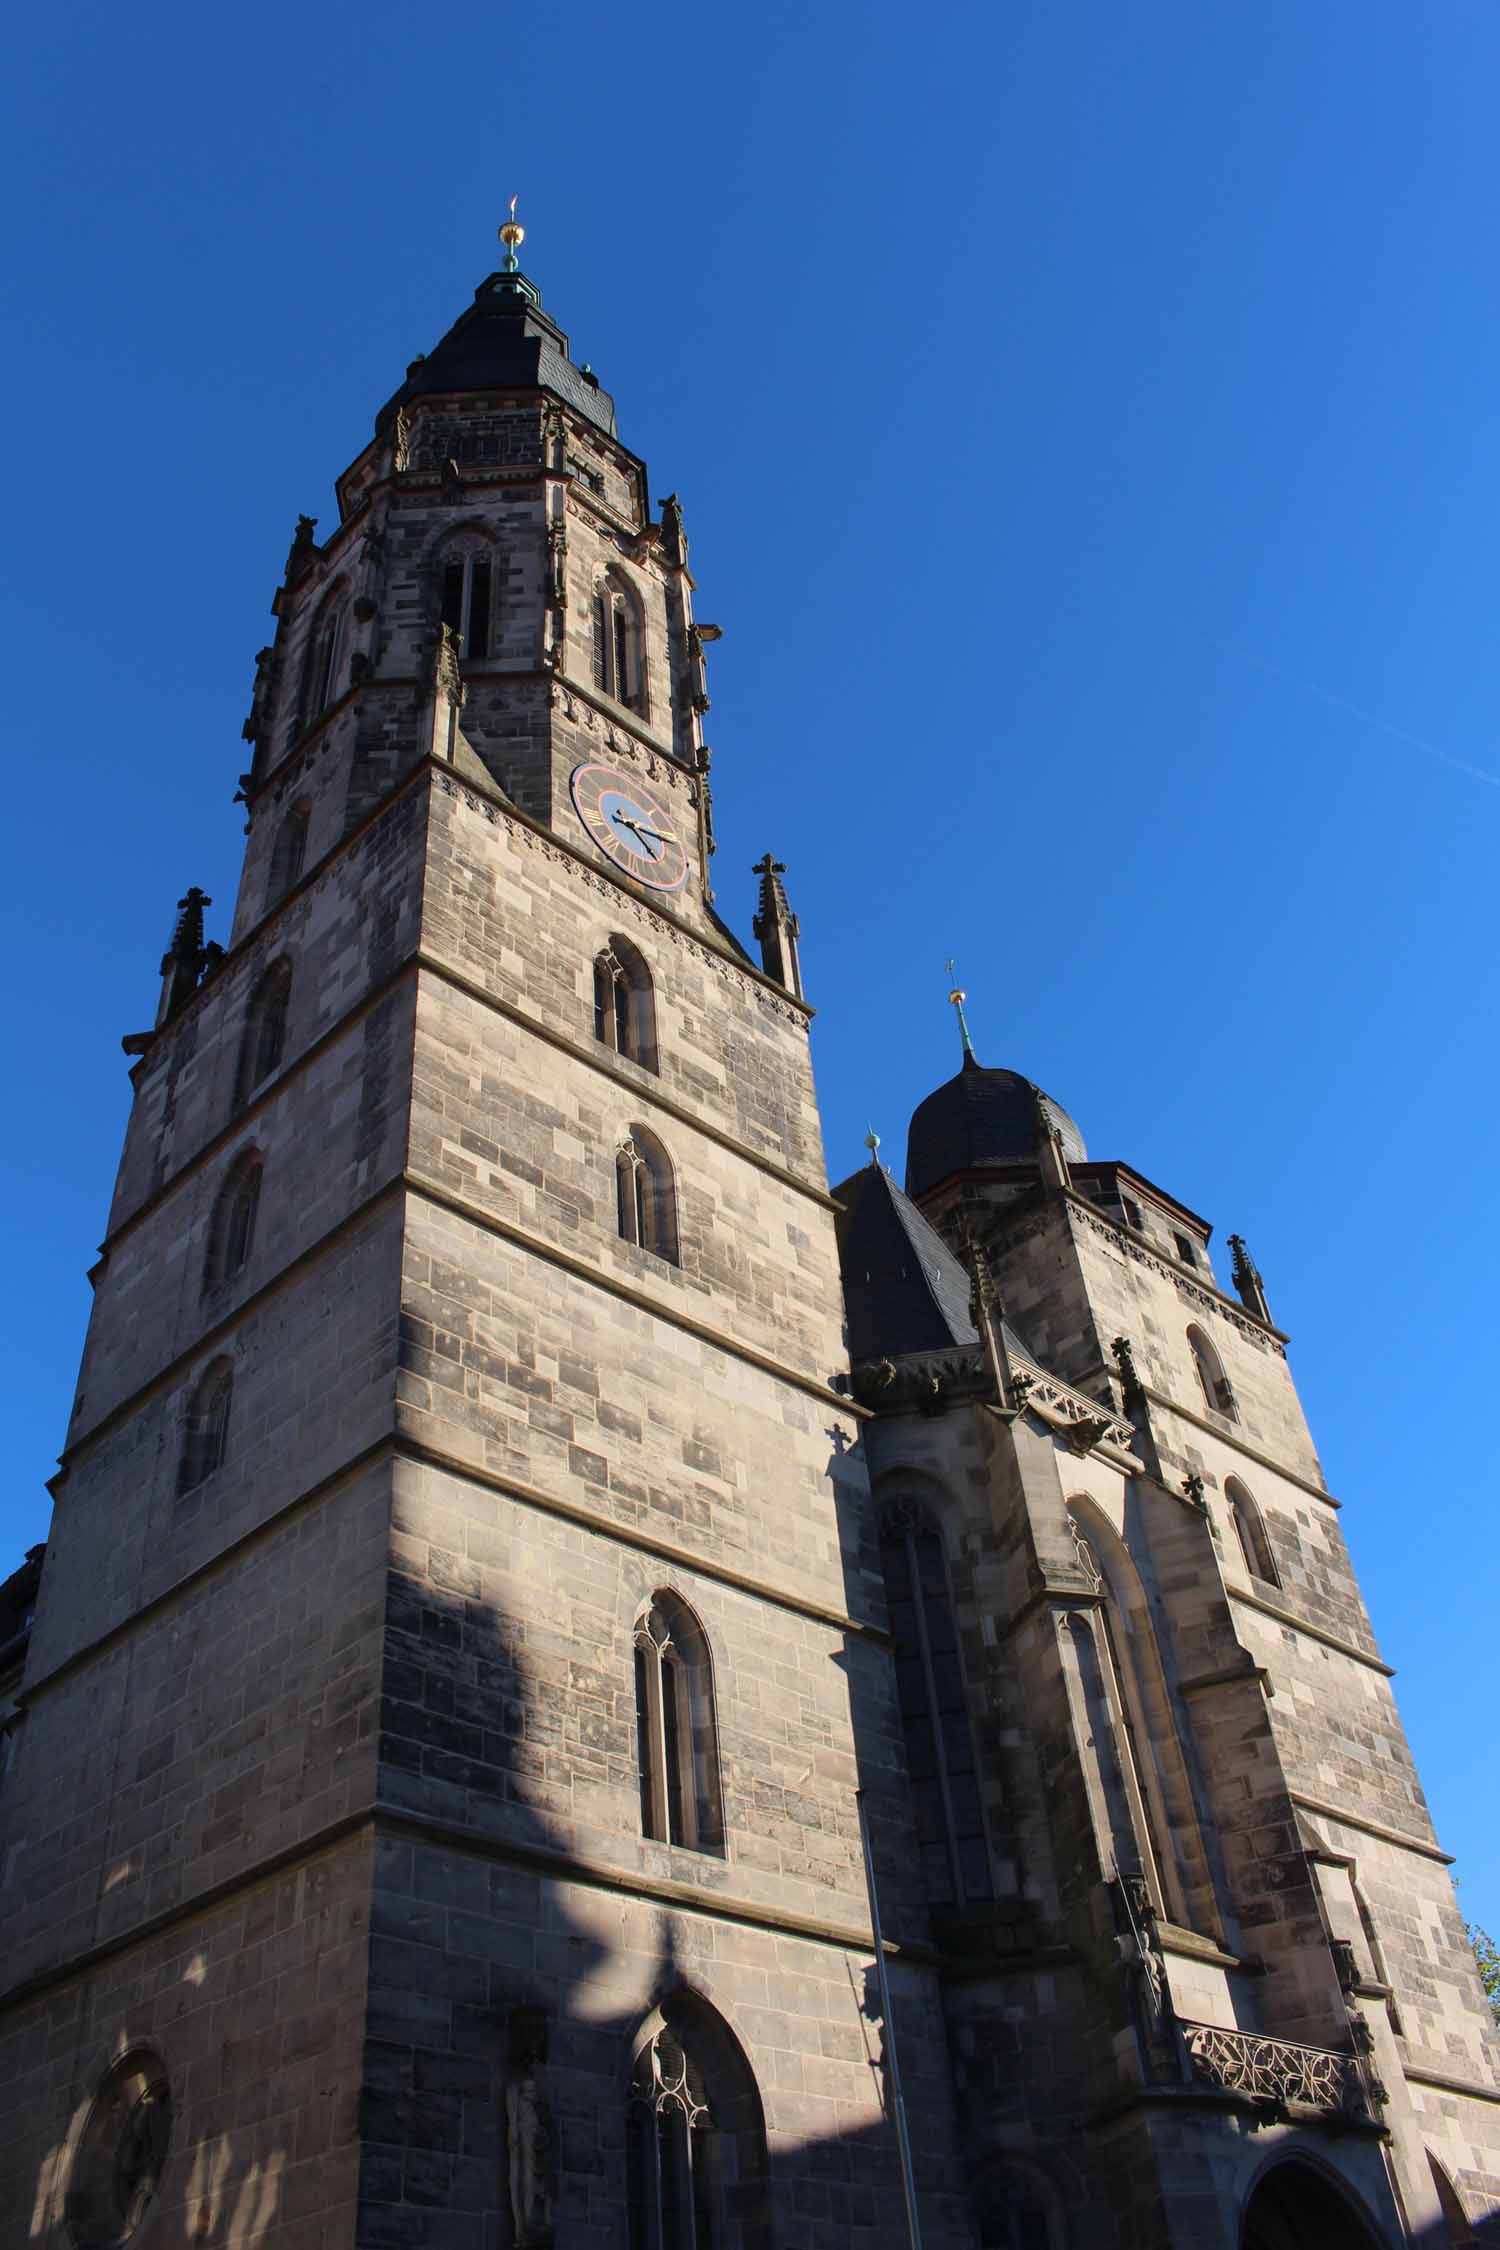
[832, 1161, 980, 1362]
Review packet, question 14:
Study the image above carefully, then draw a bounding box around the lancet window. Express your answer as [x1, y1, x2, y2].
[236, 960, 292, 1106]
[627, 1996, 768, 2250]
[438, 540, 494, 659]
[303, 600, 345, 721]
[594, 938, 657, 1069]
[634, 1593, 723, 1854]
[1061, 1503, 1213, 1930]
[1187, 1324, 1237, 1420]
[879, 1495, 992, 1909]
[617, 1128, 677, 1263]
[1225, 1478, 1280, 1588]
[266, 804, 309, 906]
[178, 1359, 233, 1495]
[592, 571, 645, 711]
[204, 1152, 262, 1291]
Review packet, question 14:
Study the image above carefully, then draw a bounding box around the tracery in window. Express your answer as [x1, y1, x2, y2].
[204, 1151, 262, 1290]
[266, 803, 309, 905]
[635, 1593, 723, 1853]
[879, 1493, 992, 1909]
[1224, 1477, 1280, 1588]
[439, 538, 494, 660]
[592, 570, 646, 711]
[617, 1127, 677, 1263]
[237, 959, 292, 1106]
[178, 1359, 233, 1495]
[627, 1995, 768, 2250]
[1187, 1324, 1237, 1420]
[594, 937, 657, 1070]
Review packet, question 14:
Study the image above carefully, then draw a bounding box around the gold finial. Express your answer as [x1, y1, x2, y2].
[945, 958, 977, 1064]
[499, 193, 525, 271]
[864, 1126, 882, 1165]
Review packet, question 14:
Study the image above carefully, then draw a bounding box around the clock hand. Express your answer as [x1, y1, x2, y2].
[614, 813, 678, 847]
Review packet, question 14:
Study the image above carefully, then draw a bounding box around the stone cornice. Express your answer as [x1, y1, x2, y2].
[61, 1160, 863, 1481]
[1401, 2061, 1500, 2105]
[60, 1172, 411, 1469]
[416, 951, 835, 1211]
[405, 1169, 862, 1419]
[1061, 1194, 1289, 1354]
[0, 1798, 936, 2025]
[1288, 1790, 1451, 1867]
[1229, 1585, 1392, 1676]
[1137, 1386, 1341, 1509]
[29, 1426, 882, 1715]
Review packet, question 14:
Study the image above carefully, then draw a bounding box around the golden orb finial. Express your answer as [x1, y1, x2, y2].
[499, 194, 525, 270]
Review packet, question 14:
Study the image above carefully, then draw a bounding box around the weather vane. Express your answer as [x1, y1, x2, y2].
[945, 959, 976, 1063]
[499, 194, 525, 272]
[864, 1125, 882, 1165]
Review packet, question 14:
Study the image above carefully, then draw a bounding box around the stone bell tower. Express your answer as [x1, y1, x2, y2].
[0, 220, 973, 2250]
[832, 1009, 1500, 2250]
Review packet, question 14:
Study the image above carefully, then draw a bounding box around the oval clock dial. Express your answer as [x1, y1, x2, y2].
[569, 761, 689, 893]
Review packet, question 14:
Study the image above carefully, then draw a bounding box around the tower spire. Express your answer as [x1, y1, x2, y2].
[945, 959, 977, 1065]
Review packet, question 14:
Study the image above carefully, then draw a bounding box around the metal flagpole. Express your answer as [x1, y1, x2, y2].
[856, 1789, 925, 2250]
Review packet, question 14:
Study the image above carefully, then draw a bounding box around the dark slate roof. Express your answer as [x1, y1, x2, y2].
[905, 1057, 1086, 1199]
[376, 270, 618, 437]
[833, 1162, 980, 1362]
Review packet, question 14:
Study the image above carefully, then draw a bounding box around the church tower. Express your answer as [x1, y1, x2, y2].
[0, 225, 972, 2249]
[832, 1024, 1500, 2247]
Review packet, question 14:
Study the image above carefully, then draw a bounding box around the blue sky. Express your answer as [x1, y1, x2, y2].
[4, 2, 1499, 1916]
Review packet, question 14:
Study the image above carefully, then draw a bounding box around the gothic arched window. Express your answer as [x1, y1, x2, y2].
[627, 1995, 769, 2250]
[975, 2160, 1066, 2250]
[635, 1593, 723, 1853]
[303, 599, 345, 721]
[617, 1127, 677, 1264]
[266, 803, 309, 906]
[237, 959, 292, 1106]
[204, 1151, 262, 1291]
[592, 571, 646, 712]
[1225, 1477, 1280, 1589]
[439, 539, 494, 659]
[594, 938, 658, 1070]
[1187, 1324, 1237, 1420]
[879, 1495, 992, 1909]
[178, 1359, 233, 1494]
[1062, 1502, 1214, 1931]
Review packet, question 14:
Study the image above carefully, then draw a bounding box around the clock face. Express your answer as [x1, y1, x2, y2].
[568, 762, 689, 893]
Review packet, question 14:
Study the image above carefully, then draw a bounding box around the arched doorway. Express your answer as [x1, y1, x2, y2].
[1242, 2161, 1389, 2250]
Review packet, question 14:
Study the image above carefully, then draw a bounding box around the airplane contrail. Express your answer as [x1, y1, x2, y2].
[1215, 641, 1500, 791]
